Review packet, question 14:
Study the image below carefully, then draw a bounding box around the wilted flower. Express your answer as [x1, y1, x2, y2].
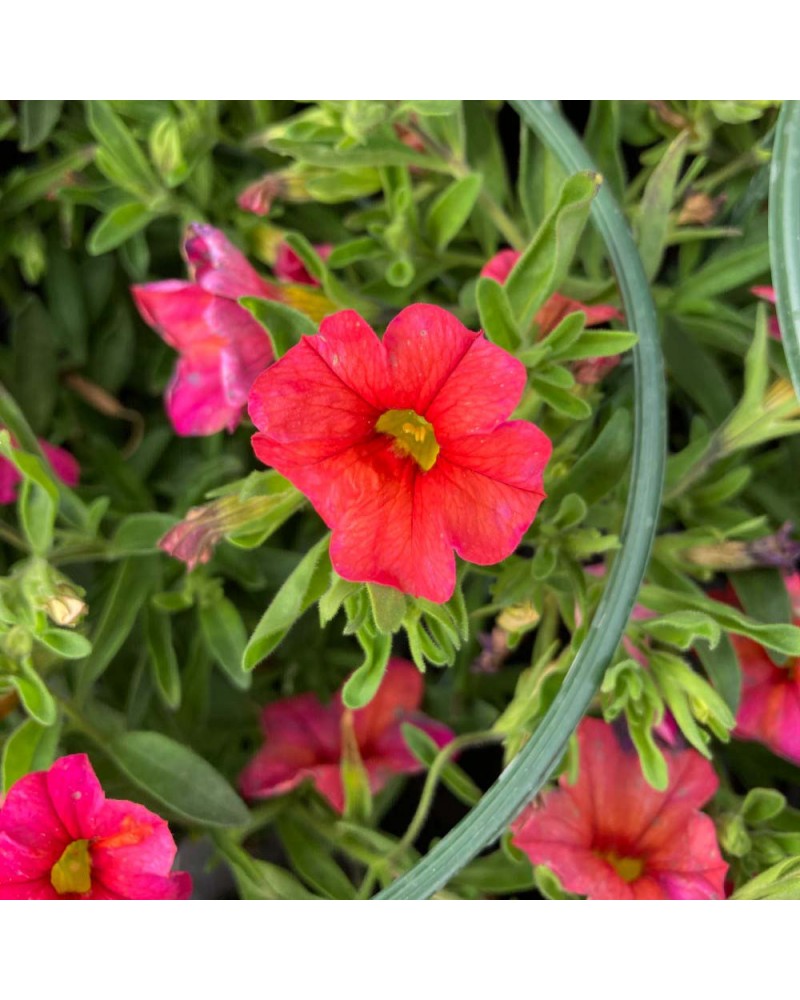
[0, 754, 191, 899]
[0, 431, 79, 505]
[678, 191, 725, 227]
[237, 169, 312, 217]
[239, 658, 454, 812]
[685, 523, 800, 573]
[248, 304, 551, 603]
[511, 717, 727, 899]
[131, 223, 275, 436]
[480, 249, 623, 384]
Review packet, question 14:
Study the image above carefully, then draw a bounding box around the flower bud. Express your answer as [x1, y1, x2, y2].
[45, 593, 88, 627]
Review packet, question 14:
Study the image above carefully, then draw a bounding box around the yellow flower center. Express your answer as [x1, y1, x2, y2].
[600, 850, 644, 883]
[376, 409, 440, 472]
[50, 838, 92, 895]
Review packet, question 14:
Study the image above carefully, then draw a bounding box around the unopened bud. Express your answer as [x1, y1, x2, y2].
[678, 191, 726, 227]
[45, 594, 87, 627]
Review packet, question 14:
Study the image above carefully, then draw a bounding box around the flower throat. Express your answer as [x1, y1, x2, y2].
[376, 409, 440, 471]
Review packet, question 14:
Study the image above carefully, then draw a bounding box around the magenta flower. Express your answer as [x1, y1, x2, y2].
[751, 286, 782, 339]
[249, 304, 551, 603]
[131, 223, 275, 436]
[731, 572, 800, 763]
[274, 242, 333, 286]
[511, 718, 727, 900]
[239, 658, 454, 812]
[0, 432, 79, 505]
[481, 249, 623, 384]
[0, 754, 191, 899]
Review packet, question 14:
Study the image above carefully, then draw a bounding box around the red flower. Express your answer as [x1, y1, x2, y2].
[274, 242, 332, 287]
[0, 432, 79, 505]
[248, 304, 551, 603]
[751, 286, 782, 340]
[731, 572, 800, 763]
[131, 223, 275, 436]
[0, 754, 191, 899]
[511, 718, 727, 899]
[481, 249, 623, 384]
[239, 658, 454, 812]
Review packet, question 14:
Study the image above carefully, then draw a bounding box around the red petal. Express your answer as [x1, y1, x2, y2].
[430, 422, 551, 567]
[210, 299, 273, 407]
[426, 335, 527, 440]
[0, 771, 68, 883]
[46, 754, 105, 841]
[131, 281, 216, 351]
[185, 223, 276, 301]
[40, 440, 80, 489]
[479, 249, 520, 284]
[327, 438, 456, 602]
[381, 304, 484, 414]
[752, 285, 777, 305]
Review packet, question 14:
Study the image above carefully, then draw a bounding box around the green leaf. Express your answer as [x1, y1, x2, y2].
[9, 659, 57, 726]
[87, 202, 155, 255]
[770, 101, 800, 401]
[276, 816, 357, 899]
[106, 731, 249, 827]
[673, 219, 769, 306]
[475, 277, 520, 351]
[367, 583, 407, 635]
[0, 146, 95, 217]
[426, 173, 483, 252]
[19, 480, 55, 555]
[87, 100, 162, 201]
[243, 534, 331, 671]
[76, 557, 158, 698]
[696, 631, 741, 713]
[18, 101, 62, 152]
[111, 513, 179, 555]
[1, 717, 62, 794]
[547, 408, 631, 507]
[505, 171, 600, 333]
[530, 378, 592, 420]
[402, 724, 481, 807]
[143, 605, 181, 709]
[239, 296, 316, 359]
[642, 611, 721, 651]
[636, 129, 689, 279]
[731, 568, 793, 666]
[341, 630, 392, 709]
[34, 628, 92, 659]
[11, 296, 58, 434]
[199, 596, 251, 690]
[742, 787, 786, 825]
[551, 329, 638, 361]
[454, 849, 536, 894]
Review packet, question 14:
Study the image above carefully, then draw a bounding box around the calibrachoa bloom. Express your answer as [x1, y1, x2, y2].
[239, 658, 454, 812]
[481, 249, 622, 384]
[0, 754, 191, 899]
[751, 286, 782, 339]
[249, 304, 551, 603]
[132, 223, 276, 436]
[511, 717, 727, 899]
[0, 432, 79, 504]
[731, 572, 800, 764]
[274, 242, 332, 286]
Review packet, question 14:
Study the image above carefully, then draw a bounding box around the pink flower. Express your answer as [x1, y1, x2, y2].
[239, 658, 454, 812]
[0, 754, 191, 899]
[0, 432, 79, 505]
[731, 572, 800, 763]
[248, 304, 551, 603]
[274, 242, 333, 287]
[131, 223, 275, 436]
[481, 249, 623, 384]
[751, 286, 782, 340]
[511, 717, 727, 899]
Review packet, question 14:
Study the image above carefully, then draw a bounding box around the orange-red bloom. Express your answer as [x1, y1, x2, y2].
[239, 658, 454, 812]
[248, 304, 551, 603]
[732, 573, 800, 764]
[511, 718, 727, 899]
